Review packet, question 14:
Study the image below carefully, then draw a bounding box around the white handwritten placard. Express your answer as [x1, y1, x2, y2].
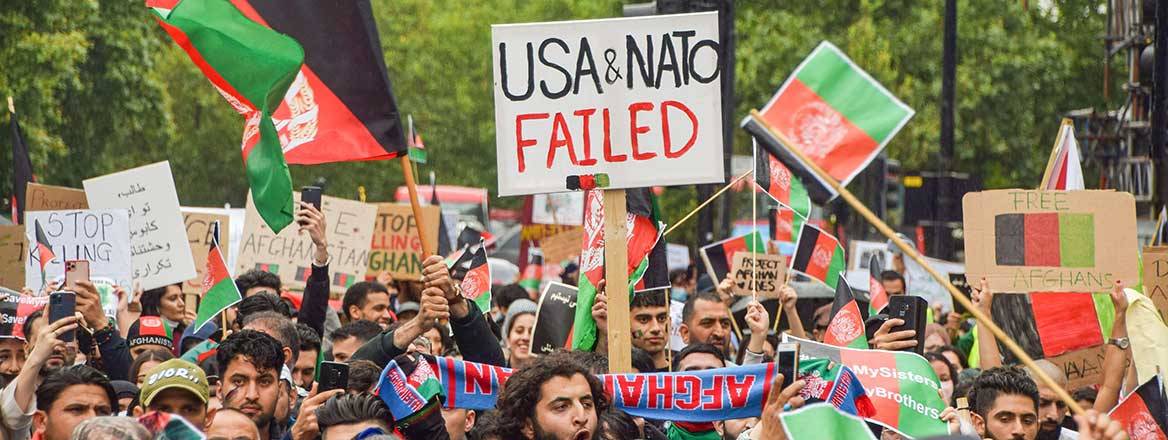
[492, 12, 724, 196]
[24, 209, 131, 292]
[84, 161, 196, 291]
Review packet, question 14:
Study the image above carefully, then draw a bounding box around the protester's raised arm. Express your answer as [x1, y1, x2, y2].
[972, 278, 1002, 369]
[779, 284, 807, 339]
[1093, 281, 1129, 413]
[297, 201, 330, 336]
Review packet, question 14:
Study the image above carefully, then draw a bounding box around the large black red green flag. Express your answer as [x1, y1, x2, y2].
[989, 292, 1116, 363]
[9, 110, 34, 225]
[1108, 376, 1167, 440]
[229, 0, 407, 165]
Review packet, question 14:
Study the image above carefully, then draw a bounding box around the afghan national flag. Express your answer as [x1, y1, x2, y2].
[698, 232, 767, 284]
[756, 148, 811, 219]
[790, 335, 949, 438]
[824, 280, 868, 349]
[1108, 376, 1168, 440]
[791, 225, 845, 289]
[571, 188, 663, 351]
[149, 0, 302, 233]
[333, 272, 356, 289]
[9, 110, 34, 225]
[194, 221, 241, 332]
[33, 219, 54, 272]
[255, 263, 279, 274]
[780, 404, 877, 440]
[744, 41, 913, 204]
[994, 212, 1094, 268]
[519, 249, 542, 291]
[408, 114, 427, 164]
[453, 239, 491, 313]
[179, 338, 219, 364]
[1040, 118, 1085, 190]
[868, 252, 889, 315]
[797, 358, 876, 417]
[989, 292, 1116, 362]
[294, 266, 310, 282]
[0, 293, 49, 340]
[768, 206, 805, 246]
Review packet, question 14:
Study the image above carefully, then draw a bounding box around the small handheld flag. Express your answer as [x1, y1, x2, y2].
[868, 253, 888, 315]
[452, 239, 491, 313]
[33, 219, 54, 286]
[192, 221, 241, 332]
[1107, 376, 1167, 440]
[824, 279, 868, 349]
[790, 225, 845, 289]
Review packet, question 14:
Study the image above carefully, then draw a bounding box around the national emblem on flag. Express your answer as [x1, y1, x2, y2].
[1108, 376, 1167, 440]
[791, 225, 845, 289]
[452, 239, 491, 313]
[756, 148, 811, 220]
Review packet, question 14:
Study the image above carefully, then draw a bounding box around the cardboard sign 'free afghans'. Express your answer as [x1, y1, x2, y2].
[962, 190, 1137, 292]
[492, 12, 724, 196]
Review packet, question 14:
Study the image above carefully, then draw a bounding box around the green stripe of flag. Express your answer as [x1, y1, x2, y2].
[891, 354, 950, 437]
[1092, 292, 1116, 340]
[794, 44, 911, 143]
[1058, 213, 1094, 267]
[826, 246, 846, 289]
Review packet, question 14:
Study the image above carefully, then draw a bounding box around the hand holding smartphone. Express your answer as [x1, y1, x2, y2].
[775, 342, 800, 390]
[299, 186, 323, 226]
[318, 361, 349, 392]
[64, 260, 90, 292]
[48, 291, 77, 343]
[887, 295, 928, 355]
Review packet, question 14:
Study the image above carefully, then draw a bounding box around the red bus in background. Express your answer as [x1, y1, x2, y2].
[394, 185, 490, 232]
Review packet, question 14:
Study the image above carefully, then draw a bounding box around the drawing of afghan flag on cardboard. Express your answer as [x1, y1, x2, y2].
[962, 190, 1138, 293]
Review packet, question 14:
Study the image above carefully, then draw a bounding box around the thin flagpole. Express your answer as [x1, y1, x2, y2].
[751, 139, 759, 303]
[663, 169, 754, 237]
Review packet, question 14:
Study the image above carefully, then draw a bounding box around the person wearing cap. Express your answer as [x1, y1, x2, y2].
[137, 358, 209, 430]
[128, 316, 175, 358]
[394, 301, 420, 322]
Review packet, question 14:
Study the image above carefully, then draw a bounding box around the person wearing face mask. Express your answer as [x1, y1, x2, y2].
[926, 352, 958, 405]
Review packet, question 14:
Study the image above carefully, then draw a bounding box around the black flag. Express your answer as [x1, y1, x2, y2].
[9, 109, 34, 224]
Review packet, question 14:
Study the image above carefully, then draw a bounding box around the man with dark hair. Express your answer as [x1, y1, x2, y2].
[293, 323, 321, 391]
[969, 366, 1040, 440]
[217, 330, 286, 440]
[32, 365, 117, 440]
[235, 270, 283, 298]
[4, 315, 79, 440]
[591, 287, 672, 371]
[672, 343, 726, 372]
[493, 352, 609, 440]
[235, 293, 292, 328]
[341, 281, 393, 328]
[492, 283, 530, 318]
[242, 311, 300, 369]
[880, 270, 906, 296]
[678, 291, 768, 366]
[329, 320, 382, 363]
[344, 360, 382, 394]
[314, 393, 392, 439]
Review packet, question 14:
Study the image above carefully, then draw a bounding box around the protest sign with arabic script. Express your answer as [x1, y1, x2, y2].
[84, 161, 196, 290]
[531, 282, 578, 355]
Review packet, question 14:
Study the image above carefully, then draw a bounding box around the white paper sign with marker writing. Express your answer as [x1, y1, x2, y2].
[24, 209, 131, 292]
[492, 12, 724, 196]
[84, 161, 196, 291]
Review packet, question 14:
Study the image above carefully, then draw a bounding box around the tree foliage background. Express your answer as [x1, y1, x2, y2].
[0, 0, 1119, 242]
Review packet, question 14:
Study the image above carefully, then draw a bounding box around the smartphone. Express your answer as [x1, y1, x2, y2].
[318, 361, 349, 392]
[64, 260, 90, 292]
[48, 291, 77, 342]
[775, 342, 800, 390]
[301, 186, 323, 212]
[887, 295, 928, 355]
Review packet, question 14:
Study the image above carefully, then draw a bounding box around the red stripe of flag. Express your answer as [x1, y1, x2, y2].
[1024, 213, 1060, 266]
[804, 233, 838, 282]
[1029, 292, 1103, 357]
[721, 236, 747, 270]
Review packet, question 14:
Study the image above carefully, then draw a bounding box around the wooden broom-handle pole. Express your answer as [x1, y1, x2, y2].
[749, 110, 1085, 416]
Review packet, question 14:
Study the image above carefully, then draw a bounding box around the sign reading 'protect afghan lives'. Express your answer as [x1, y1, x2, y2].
[492, 12, 724, 196]
[962, 190, 1138, 292]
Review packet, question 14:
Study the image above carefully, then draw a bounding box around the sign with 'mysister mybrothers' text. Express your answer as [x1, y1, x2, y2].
[492, 12, 724, 196]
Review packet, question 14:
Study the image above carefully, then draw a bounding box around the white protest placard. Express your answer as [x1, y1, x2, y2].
[84, 161, 196, 291]
[666, 243, 690, 271]
[492, 12, 724, 196]
[532, 193, 584, 225]
[237, 192, 377, 295]
[24, 209, 131, 291]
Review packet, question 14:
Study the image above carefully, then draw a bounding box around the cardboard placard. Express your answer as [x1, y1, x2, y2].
[84, 161, 196, 291]
[962, 190, 1138, 292]
[1139, 246, 1168, 323]
[531, 193, 584, 225]
[729, 253, 787, 298]
[366, 203, 440, 281]
[237, 192, 377, 295]
[24, 209, 132, 291]
[0, 226, 26, 289]
[531, 282, 579, 355]
[24, 183, 88, 212]
[492, 12, 724, 196]
[182, 210, 231, 294]
[539, 226, 583, 265]
[1046, 346, 1106, 392]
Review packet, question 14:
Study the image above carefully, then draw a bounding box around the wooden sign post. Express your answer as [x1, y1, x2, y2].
[602, 190, 632, 373]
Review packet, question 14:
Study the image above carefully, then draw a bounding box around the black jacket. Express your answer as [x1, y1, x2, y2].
[352, 300, 506, 368]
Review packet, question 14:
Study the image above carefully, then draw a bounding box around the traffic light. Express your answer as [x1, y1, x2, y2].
[883, 159, 903, 225]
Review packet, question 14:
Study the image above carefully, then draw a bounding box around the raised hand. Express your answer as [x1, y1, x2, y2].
[871, 318, 917, 351]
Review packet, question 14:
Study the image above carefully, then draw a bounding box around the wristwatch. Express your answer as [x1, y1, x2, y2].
[1108, 337, 1130, 350]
